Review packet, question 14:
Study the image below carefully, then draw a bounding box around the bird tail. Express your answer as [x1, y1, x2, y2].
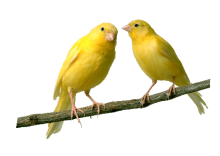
[188, 92, 208, 115]
[46, 89, 74, 139]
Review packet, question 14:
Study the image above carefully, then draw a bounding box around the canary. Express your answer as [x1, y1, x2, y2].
[46, 23, 118, 138]
[122, 19, 207, 114]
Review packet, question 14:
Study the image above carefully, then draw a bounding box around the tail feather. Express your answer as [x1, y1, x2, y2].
[188, 92, 208, 115]
[46, 121, 64, 139]
[46, 90, 74, 139]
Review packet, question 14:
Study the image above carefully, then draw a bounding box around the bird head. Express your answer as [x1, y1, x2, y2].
[122, 19, 155, 40]
[89, 23, 118, 46]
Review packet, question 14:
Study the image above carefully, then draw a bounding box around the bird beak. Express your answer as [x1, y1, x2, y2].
[122, 25, 131, 32]
[105, 32, 115, 41]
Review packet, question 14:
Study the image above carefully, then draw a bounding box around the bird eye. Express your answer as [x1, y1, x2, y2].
[101, 27, 104, 31]
[135, 24, 139, 27]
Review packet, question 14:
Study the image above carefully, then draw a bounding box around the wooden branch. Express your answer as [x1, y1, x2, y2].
[16, 79, 210, 128]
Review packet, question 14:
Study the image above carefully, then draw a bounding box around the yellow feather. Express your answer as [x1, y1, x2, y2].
[47, 85, 72, 139]
[53, 46, 81, 100]
[47, 23, 118, 138]
[125, 19, 207, 114]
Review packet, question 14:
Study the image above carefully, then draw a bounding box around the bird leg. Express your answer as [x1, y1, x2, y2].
[85, 90, 105, 117]
[69, 91, 84, 127]
[141, 80, 157, 107]
[167, 77, 176, 99]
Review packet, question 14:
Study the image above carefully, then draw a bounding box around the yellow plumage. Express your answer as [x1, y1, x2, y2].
[122, 19, 207, 114]
[47, 23, 118, 139]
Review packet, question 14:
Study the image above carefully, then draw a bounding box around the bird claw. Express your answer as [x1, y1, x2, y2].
[71, 108, 85, 118]
[77, 118, 82, 129]
[91, 102, 105, 117]
[167, 85, 176, 99]
[77, 108, 85, 116]
[71, 107, 85, 128]
[140, 94, 150, 107]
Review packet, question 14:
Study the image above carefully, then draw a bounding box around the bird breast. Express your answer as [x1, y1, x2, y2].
[62, 48, 115, 92]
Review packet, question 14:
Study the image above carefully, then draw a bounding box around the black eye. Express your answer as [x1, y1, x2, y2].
[101, 27, 104, 31]
[135, 24, 139, 27]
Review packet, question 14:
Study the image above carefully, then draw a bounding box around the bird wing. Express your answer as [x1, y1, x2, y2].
[156, 35, 180, 62]
[66, 37, 83, 55]
[53, 37, 84, 100]
[156, 35, 190, 84]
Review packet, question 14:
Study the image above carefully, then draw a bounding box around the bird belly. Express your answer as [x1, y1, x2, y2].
[62, 50, 115, 92]
[133, 47, 181, 82]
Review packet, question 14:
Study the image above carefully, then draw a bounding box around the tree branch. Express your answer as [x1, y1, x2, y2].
[16, 79, 210, 128]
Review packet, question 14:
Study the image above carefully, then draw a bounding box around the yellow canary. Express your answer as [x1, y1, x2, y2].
[122, 19, 207, 114]
[46, 23, 118, 139]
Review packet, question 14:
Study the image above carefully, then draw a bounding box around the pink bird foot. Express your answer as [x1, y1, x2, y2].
[140, 80, 157, 107]
[85, 90, 105, 117]
[69, 91, 85, 128]
[141, 93, 150, 107]
[167, 77, 176, 99]
[91, 102, 105, 117]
